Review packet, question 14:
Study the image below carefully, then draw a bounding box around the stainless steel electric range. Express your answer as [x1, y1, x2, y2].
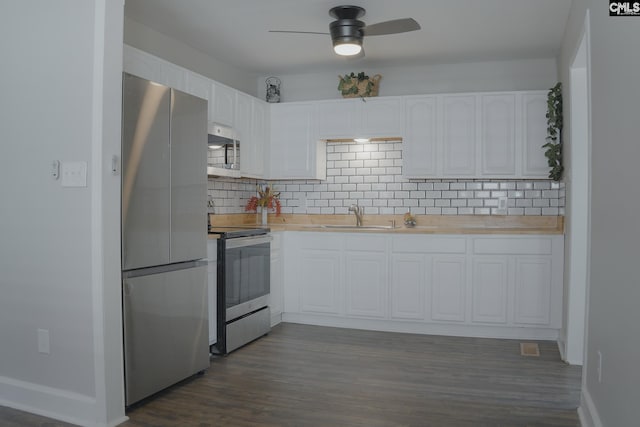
[208, 227, 271, 354]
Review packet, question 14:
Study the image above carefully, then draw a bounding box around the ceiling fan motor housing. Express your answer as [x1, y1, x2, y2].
[330, 18, 365, 46]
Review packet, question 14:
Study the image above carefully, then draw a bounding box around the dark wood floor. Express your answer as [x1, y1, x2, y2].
[1, 323, 582, 426]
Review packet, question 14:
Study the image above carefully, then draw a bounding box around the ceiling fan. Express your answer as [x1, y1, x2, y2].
[269, 5, 421, 57]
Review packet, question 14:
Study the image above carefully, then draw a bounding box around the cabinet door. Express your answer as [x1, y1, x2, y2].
[299, 249, 342, 314]
[159, 62, 186, 93]
[207, 240, 217, 345]
[269, 103, 323, 179]
[211, 82, 235, 126]
[345, 252, 387, 318]
[185, 72, 210, 101]
[472, 257, 508, 324]
[391, 254, 426, 320]
[522, 93, 549, 177]
[403, 96, 438, 178]
[246, 99, 267, 178]
[431, 256, 466, 322]
[480, 94, 516, 176]
[514, 257, 552, 325]
[269, 232, 283, 325]
[442, 95, 477, 176]
[123, 45, 185, 91]
[235, 92, 252, 175]
[317, 99, 357, 139]
[123, 45, 161, 83]
[359, 97, 403, 137]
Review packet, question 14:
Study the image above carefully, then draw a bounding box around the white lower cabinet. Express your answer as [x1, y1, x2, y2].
[431, 256, 467, 322]
[269, 232, 284, 326]
[207, 240, 217, 345]
[345, 235, 388, 318]
[472, 257, 509, 324]
[390, 254, 426, 320]
[283, 232, 564, 340]
[514, 257, 553, 325]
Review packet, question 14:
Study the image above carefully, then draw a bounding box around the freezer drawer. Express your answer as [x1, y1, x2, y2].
[123, 263, 209, 406]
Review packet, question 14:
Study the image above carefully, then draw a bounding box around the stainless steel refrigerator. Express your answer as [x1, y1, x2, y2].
[121, 73, 209, 406]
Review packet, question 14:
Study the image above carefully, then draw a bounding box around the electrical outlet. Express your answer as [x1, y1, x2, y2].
[37, 329, 50, 354]
[597, 350, 602, 382]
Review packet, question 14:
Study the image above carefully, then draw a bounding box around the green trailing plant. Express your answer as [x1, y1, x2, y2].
[338, 72, 375, 98]
[543, 82, 563, 181]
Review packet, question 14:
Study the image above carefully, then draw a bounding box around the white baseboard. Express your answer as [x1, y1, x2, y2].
[0, 375, 127, 427]
[578, 388, 603, 427]
[282, 313, 560, 341]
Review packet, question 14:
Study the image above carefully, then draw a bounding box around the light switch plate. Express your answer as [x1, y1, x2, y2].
[61, 161, 88, 187]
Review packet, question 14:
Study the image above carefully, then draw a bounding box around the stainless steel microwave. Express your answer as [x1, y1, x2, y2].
[207, 123, 240, 177]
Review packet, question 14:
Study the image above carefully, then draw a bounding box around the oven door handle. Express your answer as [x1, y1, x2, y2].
[225, 234, 272, 249]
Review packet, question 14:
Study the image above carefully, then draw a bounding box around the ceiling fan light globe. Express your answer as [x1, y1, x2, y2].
[334, 42, 362, 56]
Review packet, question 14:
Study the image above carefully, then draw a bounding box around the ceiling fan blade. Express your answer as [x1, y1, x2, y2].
[269, 30, 329, 35]
[361, 18, 420, 36]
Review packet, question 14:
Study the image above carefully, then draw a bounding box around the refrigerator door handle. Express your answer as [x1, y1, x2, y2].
[123, 259, 208, 279]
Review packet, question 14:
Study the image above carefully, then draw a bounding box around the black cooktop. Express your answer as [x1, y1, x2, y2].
[208, 226, 270, 239]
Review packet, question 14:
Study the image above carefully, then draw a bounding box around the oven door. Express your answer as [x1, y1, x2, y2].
[224, 234, 271, 321]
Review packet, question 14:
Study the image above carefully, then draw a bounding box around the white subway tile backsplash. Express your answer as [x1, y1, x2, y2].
[466, 183, 483, 190]
[483, 182, 499, 190]
[534, 181, 551, 190]
[209, 141, 564, 217]
[418, 183, 435, 191]
[517, 182, 534, 190]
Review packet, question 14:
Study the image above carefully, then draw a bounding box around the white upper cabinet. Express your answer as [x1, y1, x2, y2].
[317, 99, 358, 139]
[184, 72, 210, 101]
[123, 45, 186, 93]
[442, 95, 477, 177]
[403, 96, 438, 178]
[403, 90, 549, 179]
[317, 97, 402, 139]
[268, 102, 325, 180]
[247, 99, 268, 179]
[480, 94, 517, 176]
[210, 82, 235, 127]
[521, 93, 550, 178]
[359, 97, 403, 137]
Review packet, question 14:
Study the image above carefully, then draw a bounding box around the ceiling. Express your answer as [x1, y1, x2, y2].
[124, 0, 572, 75]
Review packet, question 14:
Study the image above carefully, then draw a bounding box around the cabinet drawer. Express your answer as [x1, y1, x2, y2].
[345, 235, 387, 252]
[392, 236, 466, 253]
[472, 237, 552, 255]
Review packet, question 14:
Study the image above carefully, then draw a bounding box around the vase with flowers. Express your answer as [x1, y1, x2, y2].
[244, 184, 281, 225]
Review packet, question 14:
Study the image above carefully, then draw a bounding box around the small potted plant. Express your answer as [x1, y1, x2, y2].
[245, 184, 281, 225]
[338, 72, 381, 98]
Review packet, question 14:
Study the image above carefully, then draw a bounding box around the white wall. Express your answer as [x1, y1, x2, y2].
[559, 1, 640, 426]
[0, 1, 125, 426]
[257, 57, 558, 101]
[124, 16, 259, 96]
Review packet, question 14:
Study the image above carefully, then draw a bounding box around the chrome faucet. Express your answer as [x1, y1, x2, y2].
[348, 204, 364, 227]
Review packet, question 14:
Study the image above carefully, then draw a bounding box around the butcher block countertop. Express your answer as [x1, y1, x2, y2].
[208, 214, 564, 235]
